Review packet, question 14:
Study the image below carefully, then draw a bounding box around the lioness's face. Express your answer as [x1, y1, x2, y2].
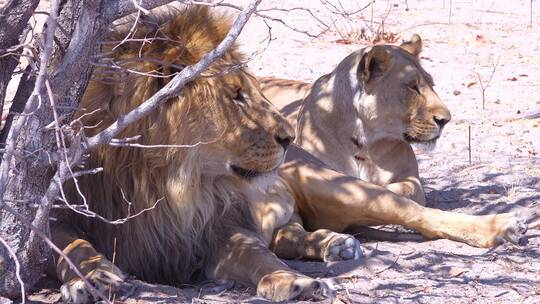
[359, 35, 451, 144]
[192, 72, 295, 180]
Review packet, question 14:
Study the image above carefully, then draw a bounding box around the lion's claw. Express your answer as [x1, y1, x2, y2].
[60, 264, 125, 304]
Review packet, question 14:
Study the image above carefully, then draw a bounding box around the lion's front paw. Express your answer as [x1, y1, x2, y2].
[323, 233, 363, 262]
[257, 270, 335, 302]
[60, 262, 125, 304]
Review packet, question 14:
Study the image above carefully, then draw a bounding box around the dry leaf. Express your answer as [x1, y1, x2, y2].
[334, 39, 352, 45]
[507, 77, 518, 81]
[449, 267, 468, 277]
[467, 82, 477, 88]
[453, 90, 461, 96]
[423, 285, 433, 293]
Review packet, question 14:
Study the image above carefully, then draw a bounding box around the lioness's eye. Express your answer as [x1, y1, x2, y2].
[233, 89, 248, 105]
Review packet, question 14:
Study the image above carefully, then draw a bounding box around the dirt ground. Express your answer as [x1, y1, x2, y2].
[18, 0, 540, 303]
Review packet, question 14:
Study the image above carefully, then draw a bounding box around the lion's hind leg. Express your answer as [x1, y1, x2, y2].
[271, 214, 363, 262]
[52, 225, 125, 304]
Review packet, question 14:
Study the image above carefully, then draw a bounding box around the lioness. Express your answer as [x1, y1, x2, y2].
[260, 35, 434, 205]
[52, 7, 356, 303]
[261, 35, 527, 249]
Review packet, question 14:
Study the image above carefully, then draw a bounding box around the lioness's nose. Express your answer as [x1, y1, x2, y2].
[434, 116, 449, 128]
[431, 103, 451, 129]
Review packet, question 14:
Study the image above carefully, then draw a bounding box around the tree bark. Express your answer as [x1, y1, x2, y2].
[0, 0, 40, 121]
[0, 0, 177, 298]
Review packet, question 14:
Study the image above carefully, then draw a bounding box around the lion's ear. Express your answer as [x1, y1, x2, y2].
[358, 45, 392, 83]
[399, 34, 422, 56]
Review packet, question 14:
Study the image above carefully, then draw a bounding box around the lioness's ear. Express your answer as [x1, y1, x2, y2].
[399, 34, 422, 56]
[358, 45, 392, 83]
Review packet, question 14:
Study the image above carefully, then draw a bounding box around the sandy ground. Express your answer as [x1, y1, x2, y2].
[14, 0, 540, 303]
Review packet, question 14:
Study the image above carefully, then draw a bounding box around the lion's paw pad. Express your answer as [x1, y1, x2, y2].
[324, 233, 363, 262]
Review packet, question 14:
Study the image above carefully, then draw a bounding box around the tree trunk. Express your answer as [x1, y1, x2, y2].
[0, 1, 176, 298]
[0, 0, 40, 125]
[0, 0, 106, 297]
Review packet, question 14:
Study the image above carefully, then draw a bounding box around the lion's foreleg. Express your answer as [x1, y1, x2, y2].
[206, 227, 335, 301]
[271, 213, 362, 262]
[52, 224, 125, 303]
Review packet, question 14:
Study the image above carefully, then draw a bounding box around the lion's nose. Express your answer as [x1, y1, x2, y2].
[433, 116, 449, 128]
[271, 110, 295, 150]
[275, 133, 294, 150]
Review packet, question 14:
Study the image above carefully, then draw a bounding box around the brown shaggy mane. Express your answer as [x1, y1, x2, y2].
[56, 6, 255, 285]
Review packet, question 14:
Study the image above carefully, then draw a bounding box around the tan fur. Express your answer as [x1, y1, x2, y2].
[52, 7, 340, 303]
[262, 36, 527, 253]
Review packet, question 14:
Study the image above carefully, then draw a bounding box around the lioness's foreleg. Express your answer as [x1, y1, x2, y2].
[385, 176, 426, 205]
[52, 224, 125, 304]
[271, 213, 362, 262]
[283, 147, 527, 248]
[207, 228, 335, 302]
[370, 140, 427, 205]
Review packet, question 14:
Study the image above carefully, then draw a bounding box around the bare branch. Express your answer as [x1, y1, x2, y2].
[111, 0, 176, 19]
[474, 56, 500, 110]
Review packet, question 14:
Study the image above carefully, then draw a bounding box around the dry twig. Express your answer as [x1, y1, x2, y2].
[474, 56, 500, 110]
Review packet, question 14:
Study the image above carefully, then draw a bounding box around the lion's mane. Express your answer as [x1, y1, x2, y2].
[62, 7, 254, 284]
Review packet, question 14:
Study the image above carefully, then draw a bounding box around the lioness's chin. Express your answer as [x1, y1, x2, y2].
[403, 132, 440, 145]
[230, 164, 278, 180]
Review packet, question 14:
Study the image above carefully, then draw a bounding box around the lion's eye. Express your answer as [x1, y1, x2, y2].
[408, 84, 421, 95]
[233, 89, 248, 106]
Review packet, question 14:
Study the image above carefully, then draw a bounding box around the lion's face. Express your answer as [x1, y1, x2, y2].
[358, 35, 451, 144]
[179, 72, 295, 181]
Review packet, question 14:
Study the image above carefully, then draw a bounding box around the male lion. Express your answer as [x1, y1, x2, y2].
[52, 7, 356, 303]
[260, 35, 528, 248]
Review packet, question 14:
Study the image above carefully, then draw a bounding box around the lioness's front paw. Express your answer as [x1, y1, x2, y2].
[60, 263, 125, 304]
[323, 233, 363, 262]
[494, 212, 528, 246]
[257, 270, 335, 302]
